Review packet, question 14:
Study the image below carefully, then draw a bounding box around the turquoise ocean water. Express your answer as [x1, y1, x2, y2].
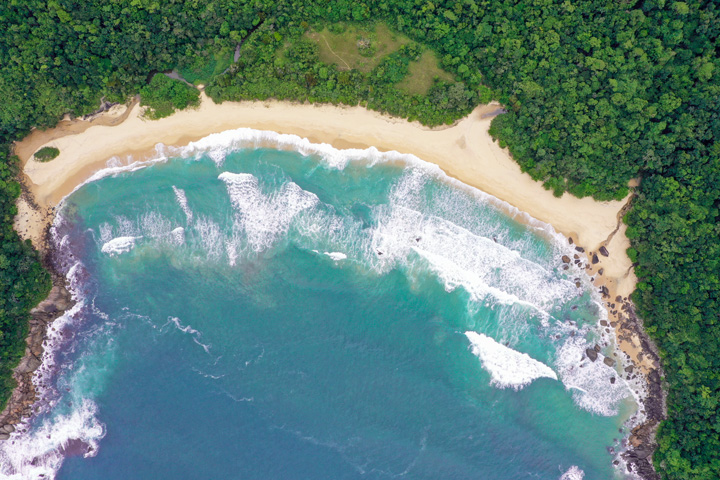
[1, 131, 639, 479]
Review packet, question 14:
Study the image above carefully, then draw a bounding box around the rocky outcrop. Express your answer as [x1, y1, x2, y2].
[0, 279, 73, 438]
[618, 302, 665, 480]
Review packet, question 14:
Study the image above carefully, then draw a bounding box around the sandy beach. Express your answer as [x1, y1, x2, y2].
[13, 92, 653, 376]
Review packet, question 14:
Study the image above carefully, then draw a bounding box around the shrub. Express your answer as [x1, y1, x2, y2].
[34, 146, 60, 162]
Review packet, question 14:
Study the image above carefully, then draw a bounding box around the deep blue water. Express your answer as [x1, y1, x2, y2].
[0, 133, 637, 479]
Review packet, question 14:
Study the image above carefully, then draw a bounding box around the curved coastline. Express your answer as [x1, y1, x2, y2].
[9, 94, 664, 478]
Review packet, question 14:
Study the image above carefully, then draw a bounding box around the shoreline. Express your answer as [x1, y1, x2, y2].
[10, 94, 663, 478]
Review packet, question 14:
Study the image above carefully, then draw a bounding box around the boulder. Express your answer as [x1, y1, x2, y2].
[16, 355, 42, 374]
[586, 348, 598, 361]
[561, 255, 571, 263]
[0, 433, 9, 441]
[603, 356, 616, 367]
[591, 253, 599, 264]
[599, 246, 609, 257]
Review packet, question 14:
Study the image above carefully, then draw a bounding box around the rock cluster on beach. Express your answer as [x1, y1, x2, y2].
[563, 241, 665, 480]
[0, 281, 73, 440]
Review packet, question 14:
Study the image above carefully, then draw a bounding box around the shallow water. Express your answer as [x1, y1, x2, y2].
[1, 133, 637, 479]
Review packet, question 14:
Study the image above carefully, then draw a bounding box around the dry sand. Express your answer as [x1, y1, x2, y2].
[13, 92, 648, 372]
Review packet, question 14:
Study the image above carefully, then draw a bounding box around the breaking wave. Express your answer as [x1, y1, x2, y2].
[465, 331, 558, 390]
[559, 465, 585, 479]
[101, 236, 140, 256]
[218, 172, 318, 252]
[0, 400, 105, 479]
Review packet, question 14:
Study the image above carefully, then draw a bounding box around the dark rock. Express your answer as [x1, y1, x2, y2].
[600, 320, 608, 326]
[586, 348, 598, 361]
[598, 268, 604, 275]
[575, 246, 585, 253]
[610, 377, 616, 384]
[59, 438, 93, 457]
[16, 355, 42, 374]
[591, 253, 599, 264]
[594, 344, 601, 352]
[568, 237, 574, 244]
[634, 443, 655, 460]
[0, 433, 9, 441]
[603, 356, 616, 367]
[599, 246, 610, 257]
[561, 255, 571, 263]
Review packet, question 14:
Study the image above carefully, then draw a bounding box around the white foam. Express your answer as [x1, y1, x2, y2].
[0, 399, 105, 479]
[559, 465, 585, 480]
[100, 236, 140, 256]
[170, 227, 185, 246]
[175, 127, 574, 255]
[178, 128, 394, 170]
[140, 211, 174, 238]
[219, 172, 318, 252]
[324, 252, 347, 261]
[555, 336, 631, 416]
[465, 331, 557, 390]
[193, 216, 223, 259]
[172, 186, 193, 224]
[98, 222, 113, 244]
[367, 170, 576, 314]
[163, 317, 211, 354]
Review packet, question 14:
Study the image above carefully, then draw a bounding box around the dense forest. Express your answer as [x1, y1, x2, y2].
[0, 1, 718, 479]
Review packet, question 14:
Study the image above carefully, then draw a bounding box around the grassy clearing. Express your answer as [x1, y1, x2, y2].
[178, 48, 234, 85]
[34, 146, 60, 162]
[307, 23, 410, 73]
[396, 50, 455, 95]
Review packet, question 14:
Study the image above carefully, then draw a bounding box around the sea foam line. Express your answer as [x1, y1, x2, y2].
[163, 317, 212, 354]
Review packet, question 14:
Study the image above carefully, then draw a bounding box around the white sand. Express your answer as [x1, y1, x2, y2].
[16, 92, 635, 298]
